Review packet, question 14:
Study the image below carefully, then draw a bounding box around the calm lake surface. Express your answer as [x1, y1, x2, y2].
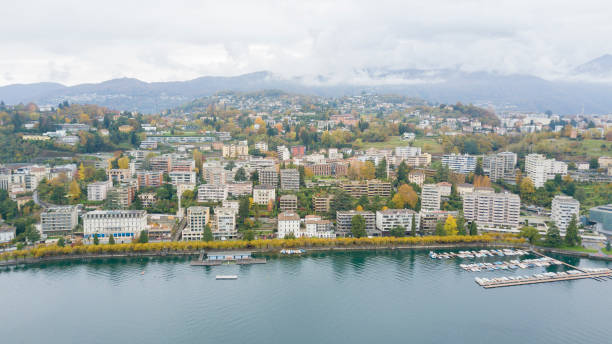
[2, 249, 611, 344]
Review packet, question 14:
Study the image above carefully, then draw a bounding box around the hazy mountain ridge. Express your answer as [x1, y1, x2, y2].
[2, 56, 612, 114]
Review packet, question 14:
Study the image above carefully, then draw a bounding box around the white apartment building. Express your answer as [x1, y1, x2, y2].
[227, 182, 253, 196]
[280, 168, 300, 191]
[255, 141, 268, 152]
[277, 145, 291, 161]
[551, 195, 580, 231]
[441, 154, 477, 174]
[463, 191, 520, 230]
[376, 209, 420, 233]
[253, 185, 275, 205]
[222, 141, 248, 158]
[182, 206, 210, 241]
[525, 154, 568, 188]
[40, 206, 79, 236]
[213, 207, 237, 240]
[304, 215, 336, 238]
[204, 167, 227, 185]
[408, 170, 426, 187]
[87, 181, 112, 201]
[421, 184, 441, 211]
[277, 212, 301, 238]
[335, 210, 377, 236]
[483, 152, 517, 182]
[169, 171, 197, 185]
[82, 210, 147, 242]
[394, 146, 421, 160]
[197, 184, 228, 202]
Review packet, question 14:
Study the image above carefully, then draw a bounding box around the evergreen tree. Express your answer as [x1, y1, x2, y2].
[564, 215, 581, 247]
[606, 241, 611, 252]
[234, 167, 248, 181]
[435, 220, 446, 236]
[57, 237, 65, 247]
[108, 235, 115, 245]
[351, 215, 367, 238]
[238, 197, 250, 224]
[203, 224, 213, 242]
[469, 221, 478, 236]
[375, 158, 387, 179]
[138, 230, 149, 243]
[396, 161, 409, 185]
[390, 225, 405, 237]
[457, 214, 466, 235]
[475, 157, 484, 176]
[411, 215, 417, 236]
[285, 232, 296, 239]
[243, 230, 255, 241]
[545, 224, 562, 247]
[93, 234, 99, 245]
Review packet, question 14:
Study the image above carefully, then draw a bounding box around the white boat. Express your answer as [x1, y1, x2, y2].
[216, 275, 238, 280]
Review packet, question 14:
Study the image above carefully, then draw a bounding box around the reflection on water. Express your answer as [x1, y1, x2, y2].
[0, 249, 611, 344]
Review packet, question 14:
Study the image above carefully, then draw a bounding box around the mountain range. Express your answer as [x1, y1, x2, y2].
[2, 56, 612, 114]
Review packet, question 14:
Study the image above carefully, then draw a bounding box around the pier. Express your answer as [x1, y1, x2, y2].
[475, 250, 612, 288]
[190, 250, 267, 266]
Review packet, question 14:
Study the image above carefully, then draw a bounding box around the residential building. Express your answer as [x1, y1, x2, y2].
[311, 163, 332, 176]
[441, 154, 477, 174]
[341, 180, 392, 197]
[525, 154, 568, 188]
[138, 193, 157, 208]
[204, 167, 227, 185]
[277, 212, 301, 238]
[255, 141, 268, 152]
[376, 209, 420, 234]
[280, 168, 300, 191]
[222, 141, 249, 158]
[483, 152, 517, 182]
[279, 194, 298, 212]
[408, 170, 426, 187]
[313, 194, 333, 213]
[551, 195, 580, 231]
[457, 183, 474, 197]
[336, 210, 377, 236]
[106, 184, 136, 209]
[463, 191, 521, 230]
[0, 221, 16, 243]
[40, 206, 78, 236]
[227, 182, 253, 196]
[149, 155, 172, 173]
[304, 215, 335, 238]
[291, 145, 306, 157]
[420, 211, 458, 234]
[87, 181, 111, 201]
[107, 169, 131, 183]
[436, 182, 452, 197]
[277, 145, 291, 161]
[259, 168, 279, 187]
[598, 156, 612, 169]
[182, 206, 210, 241]
[253, 185, 275, 205]
[197, 184, 228, 202]
[170, 159, 196, 172]
[213, 207, 237, 240]
[136, 171, 163, 188]
[394, 146, 421, 160]
[421, 184, 441, 211]
[169, 171, 197, 185]
[82, 210, 147, 242]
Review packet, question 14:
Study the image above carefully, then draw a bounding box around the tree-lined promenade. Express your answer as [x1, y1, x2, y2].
[1, 234, 525, 263]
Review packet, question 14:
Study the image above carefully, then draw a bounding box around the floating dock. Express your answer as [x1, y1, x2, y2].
[476, 269, 612, 288]
[429, 249, 527, 260]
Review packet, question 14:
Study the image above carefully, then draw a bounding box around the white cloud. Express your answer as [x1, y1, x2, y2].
[1, 0, 612, 85]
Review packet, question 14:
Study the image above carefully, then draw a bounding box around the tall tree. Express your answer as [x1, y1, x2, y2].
[435, 220, 446, 236]
[456, 214, 466, 235]
[108, 235, 115, 245]
[351, 215, 367, 238]
[234, 167, 248, 181]
[411, 215, 417, 236]
[469, 221, 478, 236]
[545, 224, 562, 247]
[519, 226, 540, 245]
[375, 158, 387, 179]
[564, 215, 581, 247]
[203, 224, 213, 242]
[396, 161, 409, 185]
[444, 215, 458, 236]
[390, 225, 405, 237]
[138, 230, 149, 243]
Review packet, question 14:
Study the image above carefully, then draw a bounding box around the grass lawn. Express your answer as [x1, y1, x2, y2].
[556, 245, 598, 254]
[602, 249, 612, 255]
[360, 136, 444, 154]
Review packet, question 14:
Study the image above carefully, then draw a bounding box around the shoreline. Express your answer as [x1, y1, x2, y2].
[2, 242, 610, 267]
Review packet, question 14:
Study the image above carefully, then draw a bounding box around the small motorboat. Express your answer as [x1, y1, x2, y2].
[216, 275, 238, 280]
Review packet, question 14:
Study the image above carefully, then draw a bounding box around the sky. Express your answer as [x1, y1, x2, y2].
[1, 0, 611, 86]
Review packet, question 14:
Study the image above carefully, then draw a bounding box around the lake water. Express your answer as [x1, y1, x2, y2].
[1, 249, 611, 344]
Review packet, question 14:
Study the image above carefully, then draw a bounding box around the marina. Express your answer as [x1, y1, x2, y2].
[460, 257, 563, 272]
[429, 249, 528, 260]
[475, 268, 612, 288]
[190, 251, 267, 266]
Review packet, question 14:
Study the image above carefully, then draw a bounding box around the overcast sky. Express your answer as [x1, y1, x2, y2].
[1, 0, 611, 86]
